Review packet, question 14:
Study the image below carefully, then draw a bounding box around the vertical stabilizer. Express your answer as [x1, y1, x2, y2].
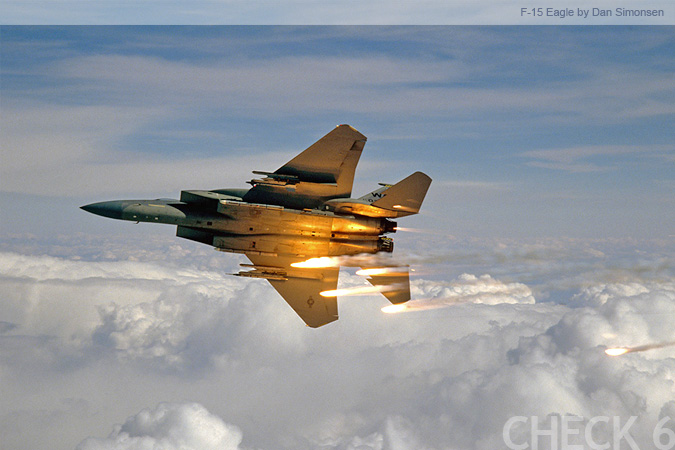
[371, 171, 432, 217]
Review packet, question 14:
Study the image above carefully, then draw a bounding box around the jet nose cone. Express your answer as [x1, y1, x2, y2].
[80, 201, 124, 220]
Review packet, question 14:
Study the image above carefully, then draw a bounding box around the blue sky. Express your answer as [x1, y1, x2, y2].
[2, 26, 674, 238]
[1, 26, 675, 450]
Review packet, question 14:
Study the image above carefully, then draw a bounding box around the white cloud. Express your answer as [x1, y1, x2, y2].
[56, 54, 462, 93]
[39, 50, 674, 123]
[0, 103, 294, 196]
[76, 402, 242, 450]
[409, 273, 536, 308]
[521, 144, 673, 173]
[0, 236, 674, 450]
[31, 50, 670, 127]
[344, 432, 383, 450]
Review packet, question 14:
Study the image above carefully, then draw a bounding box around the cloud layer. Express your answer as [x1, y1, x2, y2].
[1, 234, 673, 450]
[76, 403, 243, 450]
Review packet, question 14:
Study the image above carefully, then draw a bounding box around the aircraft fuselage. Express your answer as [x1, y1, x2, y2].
[81, 195, 396, 258]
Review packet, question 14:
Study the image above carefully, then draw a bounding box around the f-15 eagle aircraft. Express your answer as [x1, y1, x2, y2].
[82, 125, 432, 327]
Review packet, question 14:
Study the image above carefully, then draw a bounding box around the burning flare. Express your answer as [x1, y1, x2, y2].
[605, 348, 630, 356]
[291, 257, 339, 268]
[379, 298, 460, 313]
[605, 341, 675, 356]
[356, 267, 408, 277]
[382, 303, 408, 313]
[290, 254, 401, 269]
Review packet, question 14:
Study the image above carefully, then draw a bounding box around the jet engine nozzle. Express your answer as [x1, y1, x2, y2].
[377, 237, 394, 253]
[382, 219, 397, 234]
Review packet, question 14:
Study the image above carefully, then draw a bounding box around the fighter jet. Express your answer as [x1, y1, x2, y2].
[81, 125, 431, 327]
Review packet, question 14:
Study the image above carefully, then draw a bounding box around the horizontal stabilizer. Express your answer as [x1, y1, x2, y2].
[371, 171, 431, 217]
[362, 266, 411, 304]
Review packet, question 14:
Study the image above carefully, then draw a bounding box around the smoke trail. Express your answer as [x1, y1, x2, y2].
[605, 341, 675, 356]
[379, 273, 536, 315]
[381, 297, 469, 313]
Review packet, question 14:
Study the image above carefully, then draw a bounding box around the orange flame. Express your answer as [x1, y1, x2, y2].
[382, 303, 408, 313]
[291, 257, 339, 268]
[356, 267, 408, 277]
[605, 348, 629, 356]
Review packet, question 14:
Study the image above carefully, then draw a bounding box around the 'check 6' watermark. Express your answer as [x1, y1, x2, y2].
[503, 415, 675, 450]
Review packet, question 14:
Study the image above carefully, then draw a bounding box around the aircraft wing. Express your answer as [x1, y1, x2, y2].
[273, 124, 366, 188]
[244, 125, 367, 208]
[245, 254, 339, 328]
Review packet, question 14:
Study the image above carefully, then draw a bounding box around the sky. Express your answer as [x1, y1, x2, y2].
[1, 26, 675, 450]
[1, 1, 674, 25]
[2, 26, 673, 239]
